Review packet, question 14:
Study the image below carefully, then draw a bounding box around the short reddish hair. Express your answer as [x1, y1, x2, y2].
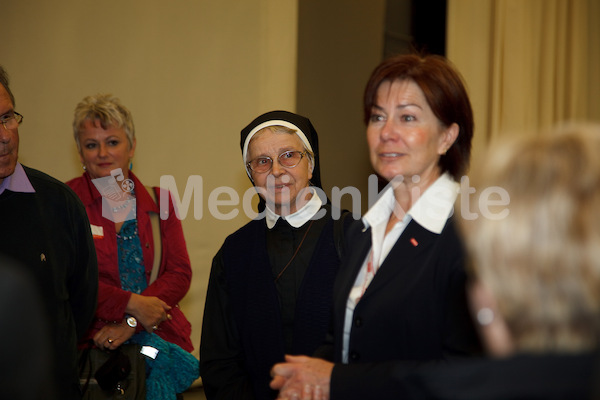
[363, 54, 474, 180]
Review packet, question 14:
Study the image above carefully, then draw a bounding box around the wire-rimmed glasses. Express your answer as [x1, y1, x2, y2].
[0, 111, 23, 130]
[247, 150, 308, 173]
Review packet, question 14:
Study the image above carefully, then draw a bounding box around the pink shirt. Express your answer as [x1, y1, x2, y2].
[0, 162, 35, 195]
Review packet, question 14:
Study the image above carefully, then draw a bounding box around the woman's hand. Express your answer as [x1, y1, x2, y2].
[126, 293, 172, 333]
[93, 321, 136, 350]
[271, 355, 333, 400]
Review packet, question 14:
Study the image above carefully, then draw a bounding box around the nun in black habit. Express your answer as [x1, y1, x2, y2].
[199, 111, 350, 400]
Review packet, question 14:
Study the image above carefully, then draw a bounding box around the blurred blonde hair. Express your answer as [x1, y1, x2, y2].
[462, 123, 600, 352]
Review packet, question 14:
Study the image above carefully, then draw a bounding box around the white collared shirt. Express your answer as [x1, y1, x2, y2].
[265, 188, 324, 229]
[341, 172, 459, 362]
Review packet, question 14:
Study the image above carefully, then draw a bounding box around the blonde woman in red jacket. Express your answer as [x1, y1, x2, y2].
[67, 93, 197, 399]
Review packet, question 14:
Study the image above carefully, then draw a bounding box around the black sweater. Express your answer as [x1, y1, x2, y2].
[0, 166, 98, 399]
[200, 206, 348, 400]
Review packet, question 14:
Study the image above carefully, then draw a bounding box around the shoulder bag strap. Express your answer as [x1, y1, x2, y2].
[146, 186, 162, 284]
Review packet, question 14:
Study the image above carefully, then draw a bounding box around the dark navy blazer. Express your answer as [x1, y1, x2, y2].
[324, 216, 481, 399]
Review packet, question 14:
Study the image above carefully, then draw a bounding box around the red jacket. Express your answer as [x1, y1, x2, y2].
[67, 171, 193, 352]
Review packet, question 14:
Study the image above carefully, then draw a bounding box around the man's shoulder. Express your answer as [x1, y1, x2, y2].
[22, 166, 83, 206]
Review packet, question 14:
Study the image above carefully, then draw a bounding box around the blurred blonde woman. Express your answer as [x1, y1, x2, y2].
[405, 123, 600, 399]
[465, 123, 600, 356]
[67, 94, 198, 399]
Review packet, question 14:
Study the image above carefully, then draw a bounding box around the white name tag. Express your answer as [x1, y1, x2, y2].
[91, 224, 104, 239]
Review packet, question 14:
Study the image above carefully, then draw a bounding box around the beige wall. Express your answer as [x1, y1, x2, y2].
[2, 0, 386, 356]
[296, 0, 386, 215]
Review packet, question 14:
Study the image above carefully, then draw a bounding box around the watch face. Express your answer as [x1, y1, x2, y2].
[127, 316, 137, 328]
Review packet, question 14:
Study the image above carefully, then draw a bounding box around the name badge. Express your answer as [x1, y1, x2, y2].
[91, 224, 104, 239]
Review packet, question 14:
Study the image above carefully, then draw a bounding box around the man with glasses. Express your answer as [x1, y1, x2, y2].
[0, 65, 98, 399]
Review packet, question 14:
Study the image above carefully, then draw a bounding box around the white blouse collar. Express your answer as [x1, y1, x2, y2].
[265, 188, 324, 229]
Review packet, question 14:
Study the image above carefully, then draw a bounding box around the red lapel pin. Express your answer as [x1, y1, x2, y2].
[410, 238, 418, 247]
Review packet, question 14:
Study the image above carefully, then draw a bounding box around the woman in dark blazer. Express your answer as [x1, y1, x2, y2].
[270, 54, 481, 400]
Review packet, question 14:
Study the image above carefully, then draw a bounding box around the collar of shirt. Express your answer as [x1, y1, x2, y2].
[0, 163, 35, 196]
[342, 173, 458, 363]
[265, 188, 323, 229]
[362, 172, 458, 235]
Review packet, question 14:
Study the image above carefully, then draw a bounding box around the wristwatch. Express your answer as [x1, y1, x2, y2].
[126, 316, 138, 328]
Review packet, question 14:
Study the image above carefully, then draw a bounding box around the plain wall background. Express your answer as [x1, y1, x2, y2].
[296, 0, 386, 215]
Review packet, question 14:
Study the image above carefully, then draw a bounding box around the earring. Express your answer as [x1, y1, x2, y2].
[129, 161, 133, 170]
[476, 307, 494, 326]
[82, 165, 87, 171]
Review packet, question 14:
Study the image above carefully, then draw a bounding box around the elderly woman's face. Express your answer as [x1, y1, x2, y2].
[247, 129, 312, 215]
[78, 119, 135, 180]
[367, 79, 457, 185]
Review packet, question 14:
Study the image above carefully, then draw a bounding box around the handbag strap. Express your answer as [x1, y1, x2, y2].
[146, 186, 162, 284]
[78, 343, 94, 395]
